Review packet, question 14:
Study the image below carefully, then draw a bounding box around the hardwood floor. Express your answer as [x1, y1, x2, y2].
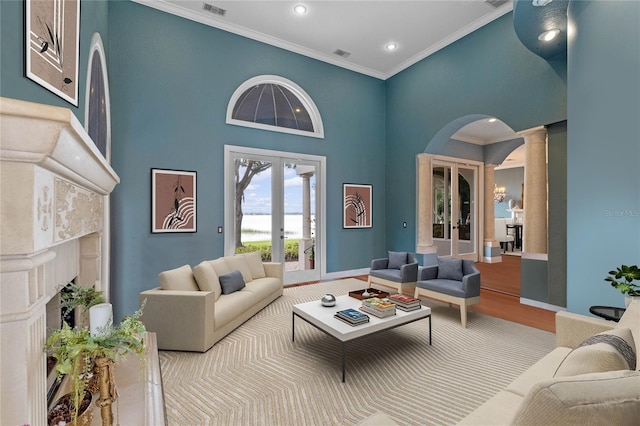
[475, 255, 555, 332]
[348, 265, 556, 333]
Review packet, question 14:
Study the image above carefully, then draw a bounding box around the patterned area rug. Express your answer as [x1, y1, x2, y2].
[159, 279, 555, 425]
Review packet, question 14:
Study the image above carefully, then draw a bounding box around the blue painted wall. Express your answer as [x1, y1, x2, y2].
[0, 0, 109, 121]
[567, 1, 640, 314]
[384, 13, 567, 252]
[107, 2, 386, 319]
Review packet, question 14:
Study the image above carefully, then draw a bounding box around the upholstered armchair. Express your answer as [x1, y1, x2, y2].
[368, 251, 419, 295]
[414, 257, 481, 327]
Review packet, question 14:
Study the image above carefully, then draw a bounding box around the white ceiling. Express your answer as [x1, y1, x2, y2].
[135, 0, 521, 164]
[135, 0, 513, 80]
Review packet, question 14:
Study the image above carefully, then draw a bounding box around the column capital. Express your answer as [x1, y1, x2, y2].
[518, 126, 547, 140]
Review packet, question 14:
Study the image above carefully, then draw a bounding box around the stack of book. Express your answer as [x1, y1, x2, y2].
[388, 294, 422, 312]
[360, 297, 396, 318]
[334, 308, 370, 326]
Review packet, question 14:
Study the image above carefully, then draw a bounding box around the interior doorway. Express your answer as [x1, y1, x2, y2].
[224, 146, 325, 284]
[431, 157, 481, 261]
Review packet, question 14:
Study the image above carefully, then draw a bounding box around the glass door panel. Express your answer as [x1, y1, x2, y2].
[432, 165, 452, 257]
[283, 162, 318, 283]
[432, 161, 478, 260]
[457, 167, 476, 257]
[234, 157, 276, 260]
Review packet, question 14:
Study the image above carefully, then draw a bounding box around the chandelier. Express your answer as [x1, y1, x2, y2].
[494, 184, 507, 202]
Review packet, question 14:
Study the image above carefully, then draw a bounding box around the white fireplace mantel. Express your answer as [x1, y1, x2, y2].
[0, 97, 119, 425]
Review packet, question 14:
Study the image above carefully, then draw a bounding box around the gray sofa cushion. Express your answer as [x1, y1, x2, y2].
[219, 270, 246, 294]
[437, 257, 463, 281]
[388, 251, 407, 269]
[417, 278, 468, 298]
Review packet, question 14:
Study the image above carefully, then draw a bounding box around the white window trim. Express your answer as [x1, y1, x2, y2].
[226, 75, 324, 139]
[83, 32, 112, 301]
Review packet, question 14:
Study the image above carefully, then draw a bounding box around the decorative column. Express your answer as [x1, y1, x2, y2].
[416, 154, 437, 255]
[520, 126, 548, 254]
[483, 164, 502, 262]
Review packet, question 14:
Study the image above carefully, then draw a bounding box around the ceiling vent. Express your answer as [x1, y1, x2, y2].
[484, 0, 510, 8]
[333, 49, 351, 58]
[202, 3, 226, 17]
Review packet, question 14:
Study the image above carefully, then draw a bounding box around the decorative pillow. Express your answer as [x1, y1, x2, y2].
[157, 265, 199, 291]
[225, 255, 253, 283]
[193, 261, 222, 300]
[437, 257, 463, 281]
[210, 258, 231, 277]
[218, 270, 246, 295]
[388, 251, 408, 269]
[244, 251, 266, 279]
[554, 328, 637, 377]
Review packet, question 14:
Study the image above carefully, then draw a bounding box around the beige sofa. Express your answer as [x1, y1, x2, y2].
[139, 251, 283, 352]
[359, 301, 640, 426]
[458, 300, 640, 425]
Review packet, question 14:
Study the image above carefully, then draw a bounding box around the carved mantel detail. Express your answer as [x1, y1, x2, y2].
[55, 178, 103, 242]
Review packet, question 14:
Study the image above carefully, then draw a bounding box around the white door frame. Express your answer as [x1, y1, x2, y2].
[224, 145, 326, 284]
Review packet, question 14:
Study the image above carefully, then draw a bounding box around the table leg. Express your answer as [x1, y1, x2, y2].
[292, 312, 295, 342]
[342, 343, 346, 383]
[429, 315, 432, 345]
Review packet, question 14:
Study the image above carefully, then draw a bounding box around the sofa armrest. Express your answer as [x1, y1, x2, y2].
[462, 272, 481, 297]
[418, 265, 438, 281]
[371, 258, 388, 271]
[262, 262, 283, 282]
[555, 310, 614, 348]
[400, 262, 418, 282]
[139, 287, 216, 352]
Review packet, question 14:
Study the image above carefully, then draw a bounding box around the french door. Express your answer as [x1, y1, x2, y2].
[224, 146, 324, 284]
[432, 159, 479, 260]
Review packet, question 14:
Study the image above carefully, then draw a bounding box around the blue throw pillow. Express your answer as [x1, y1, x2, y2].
[388, 251, 408, 269]
[437, 258, 463, 281]
[218, 270, 246, 294]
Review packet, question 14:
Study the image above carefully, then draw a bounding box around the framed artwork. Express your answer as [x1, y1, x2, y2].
[151, 169, 197, 233]
[343, 183, 372, 229]
[25, 0, 80, 106]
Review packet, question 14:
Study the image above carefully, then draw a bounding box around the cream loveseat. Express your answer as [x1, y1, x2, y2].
[359, 301, 640, 426]
[458, 299, 640, 425]
[140, 252, 283, 352]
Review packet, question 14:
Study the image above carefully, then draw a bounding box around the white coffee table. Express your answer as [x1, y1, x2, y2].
[292, 295, 432, 382]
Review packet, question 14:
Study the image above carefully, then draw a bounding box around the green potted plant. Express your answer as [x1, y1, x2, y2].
[45, 286, 147, 426]
[605, 264, 640, 307]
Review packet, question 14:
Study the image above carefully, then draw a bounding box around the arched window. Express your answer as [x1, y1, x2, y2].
[227, 75, 324, 139]
[84, 33, 111, 160]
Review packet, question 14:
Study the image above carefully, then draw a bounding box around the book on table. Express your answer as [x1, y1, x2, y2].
[362, 297, 396, 311]
[360, 304, 396, 318]
[388, 294, 421, 311]
[334, 314, 369, 326]
[360, 297, 396, 318]
[335, 308, 370, 325]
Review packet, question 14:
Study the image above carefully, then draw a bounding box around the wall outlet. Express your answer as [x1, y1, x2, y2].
[217, 226, 223, 233]
[403, 222, 407, 228]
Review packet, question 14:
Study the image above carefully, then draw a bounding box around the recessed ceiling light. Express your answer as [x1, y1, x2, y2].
[293, 4, 307, 14]
[538, 29, 560, 42]
[488, 118, 497, 123]
[385, 42, 398, 51]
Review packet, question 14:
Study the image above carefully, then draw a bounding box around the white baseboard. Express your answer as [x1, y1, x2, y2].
[482, 256, 503, 263]
[322, 268, 369, 281]
[520, 297, 566, 312]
